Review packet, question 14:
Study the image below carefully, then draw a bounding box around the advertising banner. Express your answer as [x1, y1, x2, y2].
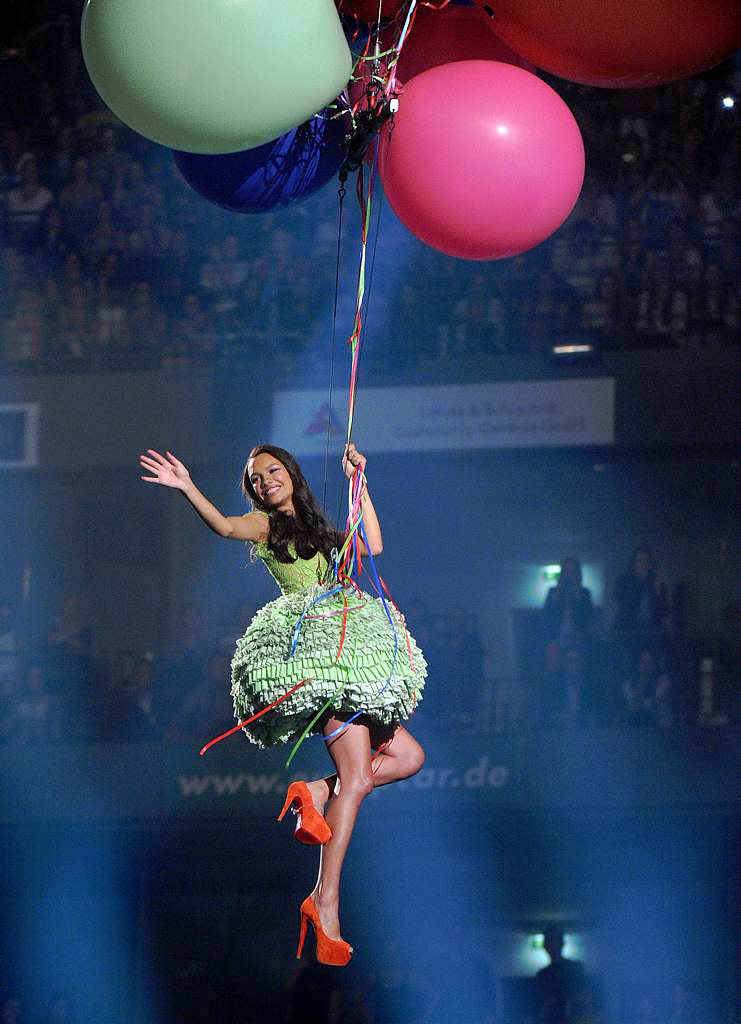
[272, 378, 615, 455]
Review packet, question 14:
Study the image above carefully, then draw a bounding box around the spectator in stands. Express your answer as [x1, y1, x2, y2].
[127, 279, 167, 354]
[269, 226, 296, 277]
[89, 125, 124, 191]
[55, 282, 91, 360]
[5, 153, 53, 244]
[131, 202, 158, 255]
[562, 224, 601, 301]
[151, 224, 192, 307]
[621, 645, 673, 728]
[120, 215, 158, 284]
[58, 249, 93, 304]
[615, 547, 669, 636]
[698, 170, 739, 247]
[113, 158, 162, 224]
[3, 288, 45, 364]
[452, 273, 498, 352]
[172, 292, 211, 356]
[277, 274, 320, 353]
[387, 283, 425, 362]
[59, 156, 102, 244]
[45, 123, 76, 190]
[102, 654, 160, 741]
[620, 113, 651, 159]
[635, 253, 690, 347]
[691, 262, 732, 344]
[96, 248, 125, 297]
[543, 559, 594, 663]
[527, 268, 578, 352]
[94, 276, 130, 356]
[83, 198, 125, 262]
[631, 163, 691, 241]
[36, 204, 70, 274]
[579, 272, 622, 346]
[614, 546, 670, 687]
[541, 559, 595, 725]
[2, 661, 62, 744]
[593, 232, 621, 274]
[664, 219, 702, 291]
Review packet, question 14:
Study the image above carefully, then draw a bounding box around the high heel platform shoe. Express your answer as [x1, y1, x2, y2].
[277, 781, 331, 845]
[296, 896, 352, 966]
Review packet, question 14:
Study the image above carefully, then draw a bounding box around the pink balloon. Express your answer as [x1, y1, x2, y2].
[379, 61, 585, 260]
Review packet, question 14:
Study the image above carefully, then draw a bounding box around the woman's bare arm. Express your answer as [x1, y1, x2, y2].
[342, 443, 382, 556]
[139, 449, 268, 542]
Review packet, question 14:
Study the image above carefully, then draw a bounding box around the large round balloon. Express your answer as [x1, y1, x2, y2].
[81, 0, 352, 154]
[394, 3, 532, 83]
[379, 61, 585, 260]
[471, 0, 740, 87]
[174, 111, 348, 213]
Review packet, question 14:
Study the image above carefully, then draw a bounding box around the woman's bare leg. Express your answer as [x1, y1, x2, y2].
[310, 716, 374, 943]
[369, 724, 425, 787]
[305, 724, 425, 809]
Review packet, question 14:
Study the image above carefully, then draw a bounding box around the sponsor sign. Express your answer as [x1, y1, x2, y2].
[272, 379, 615, 454]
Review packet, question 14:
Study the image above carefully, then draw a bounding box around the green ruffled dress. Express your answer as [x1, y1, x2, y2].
[230, 532, 427, 748]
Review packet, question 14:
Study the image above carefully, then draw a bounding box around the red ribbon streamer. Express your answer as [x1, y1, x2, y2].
[199, 678, 309, 756]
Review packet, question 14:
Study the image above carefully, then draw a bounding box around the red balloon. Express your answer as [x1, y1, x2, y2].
[337, 0, 406, 23]
[379, 61, 585, 260]
[471, 0, 740, 87]
[394, 4, 532, 83]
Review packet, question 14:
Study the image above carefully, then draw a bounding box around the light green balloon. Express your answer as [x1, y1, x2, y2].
[81, 0, 352, 154]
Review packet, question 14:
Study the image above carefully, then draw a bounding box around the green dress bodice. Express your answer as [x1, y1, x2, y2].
[253, 540, 329, 596]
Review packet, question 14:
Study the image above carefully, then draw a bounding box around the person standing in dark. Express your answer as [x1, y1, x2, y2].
[614, 547, 670, 682]
[614, 547, 669, 635]
[542, 559, 594, 724]
[533, 925, 587, 1024]
[543, 559, 594, 658]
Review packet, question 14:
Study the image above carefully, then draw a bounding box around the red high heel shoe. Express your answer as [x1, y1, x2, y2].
[277, 781, 331, 845]
[296, 896, 352, 966]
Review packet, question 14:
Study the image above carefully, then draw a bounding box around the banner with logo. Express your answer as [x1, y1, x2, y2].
[0, 727, 735, 824]
[272, 378, 615, 455]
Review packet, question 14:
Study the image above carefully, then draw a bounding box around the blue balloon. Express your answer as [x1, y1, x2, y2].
[173, 109, 348, 213]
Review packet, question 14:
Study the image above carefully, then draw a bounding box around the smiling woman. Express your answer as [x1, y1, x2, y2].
[138, 441, 427, 967]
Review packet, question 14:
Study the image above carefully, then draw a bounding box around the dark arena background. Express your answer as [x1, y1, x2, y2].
[0, 2, 739, 1022]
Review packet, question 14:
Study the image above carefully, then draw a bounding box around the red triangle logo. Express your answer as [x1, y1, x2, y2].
[303, 402, 344, 438]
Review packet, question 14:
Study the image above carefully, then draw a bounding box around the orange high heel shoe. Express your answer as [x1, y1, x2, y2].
[277, 781, 331, 845]
[296, 896, 352, 966]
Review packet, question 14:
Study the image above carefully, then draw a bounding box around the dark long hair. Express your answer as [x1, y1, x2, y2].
[241, 445, 343, 564]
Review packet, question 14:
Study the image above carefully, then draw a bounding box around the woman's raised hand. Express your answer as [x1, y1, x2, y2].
[139, 449, 191, 490]
[342, 442, 366, 481]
